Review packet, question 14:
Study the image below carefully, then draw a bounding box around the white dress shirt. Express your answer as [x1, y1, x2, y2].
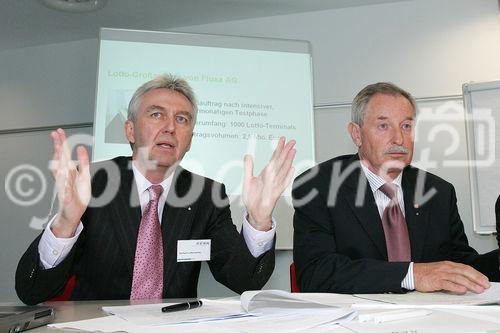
[38, 162, 275, 269]
[360, 162, 415, 291]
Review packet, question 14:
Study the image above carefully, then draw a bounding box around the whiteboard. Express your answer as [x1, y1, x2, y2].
[463, 80, 500, 234]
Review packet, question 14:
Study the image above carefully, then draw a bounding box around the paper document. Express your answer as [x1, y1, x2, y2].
[341, 307, 500, 333]
[204, 309, 356, 332]
[50, 316, 228, 333]
[52, 290, 356, 332]
[358, 309, 432, 323]
[241, 289, 352, 314]
[102, 299, 248, 326]
[353, 282, 500, 309]
[52, 290, 356, 333]
[103, 290, 356, 325]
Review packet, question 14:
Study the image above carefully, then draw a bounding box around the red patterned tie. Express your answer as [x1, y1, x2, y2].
[379, 183, 411, 262]
[130, 185, 164, 300]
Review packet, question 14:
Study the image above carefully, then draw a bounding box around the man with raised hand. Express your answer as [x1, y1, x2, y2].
[16, 74, 296, 304]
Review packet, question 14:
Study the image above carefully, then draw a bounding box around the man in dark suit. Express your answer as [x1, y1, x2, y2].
[293, 82, 499, 294]
[16, 74, 296, 305]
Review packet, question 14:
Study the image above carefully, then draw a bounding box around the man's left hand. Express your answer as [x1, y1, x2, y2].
[243, 137, 296, 231]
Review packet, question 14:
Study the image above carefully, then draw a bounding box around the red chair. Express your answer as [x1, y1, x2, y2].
[290, 262, 300, 293]
[49, 275, 76, 301]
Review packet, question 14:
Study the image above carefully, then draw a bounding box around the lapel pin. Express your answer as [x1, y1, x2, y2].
[187, 206, 192, 211]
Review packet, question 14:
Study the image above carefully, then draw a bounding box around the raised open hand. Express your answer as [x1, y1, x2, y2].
[49, 128, 91, 238]
[243, 137, 296, 231]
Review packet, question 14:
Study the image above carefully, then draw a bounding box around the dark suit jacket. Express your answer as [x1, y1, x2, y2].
[16, 156, 274, 305]
[496, 195, 500, 248]
[293, 154, 499, 294]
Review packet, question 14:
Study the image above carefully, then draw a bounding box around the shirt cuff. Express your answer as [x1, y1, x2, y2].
[38, 214, 83, 269]
[401, 262, 415, 290]
[242, 214, 276, 258]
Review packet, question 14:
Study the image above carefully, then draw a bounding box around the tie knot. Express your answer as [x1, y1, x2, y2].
[148, 185, 163, 202]
[379, 183, 397, 200]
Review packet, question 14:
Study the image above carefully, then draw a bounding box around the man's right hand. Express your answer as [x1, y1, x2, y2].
[414, 261, 490, 294]
[49, 128, 91, 238]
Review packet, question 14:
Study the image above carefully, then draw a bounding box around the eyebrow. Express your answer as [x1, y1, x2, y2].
[145, 105, 166, 112]
[176, 110, 193, 120]
[146, 105, 193, 119]
[376, 116, 414, 121]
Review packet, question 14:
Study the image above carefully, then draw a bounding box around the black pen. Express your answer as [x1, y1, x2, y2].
[161, 300, 203, 313]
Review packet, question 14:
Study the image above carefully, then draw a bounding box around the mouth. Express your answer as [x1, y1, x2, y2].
[156, 141, 176, 149]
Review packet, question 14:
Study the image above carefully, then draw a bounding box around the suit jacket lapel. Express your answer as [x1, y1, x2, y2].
[162, 167, 198, 292]
[108, 157, 142, 277]
[402, 167, 431, 262]
[341, 156, 387, 259]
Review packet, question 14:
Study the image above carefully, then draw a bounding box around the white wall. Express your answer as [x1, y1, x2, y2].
[0, 40, 97, 302]
[2, 0, 500, 301]
[178, 0, 500, 103]
[0, 39, 97, 130]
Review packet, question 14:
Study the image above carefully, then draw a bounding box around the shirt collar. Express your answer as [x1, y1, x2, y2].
[131, 161, 174, 197]
[359, 161, 403, 193]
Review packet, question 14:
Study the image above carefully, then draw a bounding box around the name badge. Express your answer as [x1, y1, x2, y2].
[177, 240, 211, 262]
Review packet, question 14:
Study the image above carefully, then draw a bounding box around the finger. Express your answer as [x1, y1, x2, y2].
[54, 163, 68, 207]
[281, 166, 295, 190]
[270, 136, 285, 162]
[445, 272, 486, 294]
[50, 130, 62, 162]
[55, 129, 76, 207]
[76, 146, 92, 206]
[243, 154, 254, 188]
[50, 130, 64, 174]
[76, 145, 90, 176]
[448, 263, 490, 289]
[274, 139, 296, 170]
[64, 164, 77, 200]
[56, 129, 69, 171]
[58, 128, 72, 163]
[276, 147, 297, 181]
[439, 279, 468, 294]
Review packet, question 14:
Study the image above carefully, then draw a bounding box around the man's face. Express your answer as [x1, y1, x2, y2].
[349, 93, 415, 179]
[125, 88, 194, 173]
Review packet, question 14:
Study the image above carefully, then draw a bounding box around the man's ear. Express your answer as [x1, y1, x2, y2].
[124, 120, 135, 144]
[348, 122, 362, 147]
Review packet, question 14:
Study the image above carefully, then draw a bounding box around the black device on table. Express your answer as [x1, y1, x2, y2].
[0, 306, 54, 333]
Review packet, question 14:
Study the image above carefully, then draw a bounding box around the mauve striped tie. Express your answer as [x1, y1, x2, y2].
[379, 183, 411, 262]
[130, 185, 164, 300]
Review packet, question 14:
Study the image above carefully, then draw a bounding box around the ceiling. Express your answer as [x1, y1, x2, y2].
[1, 0, 409, 52]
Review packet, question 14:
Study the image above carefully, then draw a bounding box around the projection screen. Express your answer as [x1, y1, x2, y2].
[93, 28, 315, 248]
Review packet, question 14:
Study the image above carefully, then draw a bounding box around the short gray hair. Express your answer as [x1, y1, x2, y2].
[351, 82, 416, 126]
[127, 74, 198, 124]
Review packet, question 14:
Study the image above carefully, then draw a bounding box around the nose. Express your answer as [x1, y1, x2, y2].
[392, 127, 404, 145]
[161, 114, 175, 133]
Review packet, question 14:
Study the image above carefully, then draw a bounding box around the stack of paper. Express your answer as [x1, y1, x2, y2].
[50, 290, 356, 333]
[353, 282, 500, 309]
